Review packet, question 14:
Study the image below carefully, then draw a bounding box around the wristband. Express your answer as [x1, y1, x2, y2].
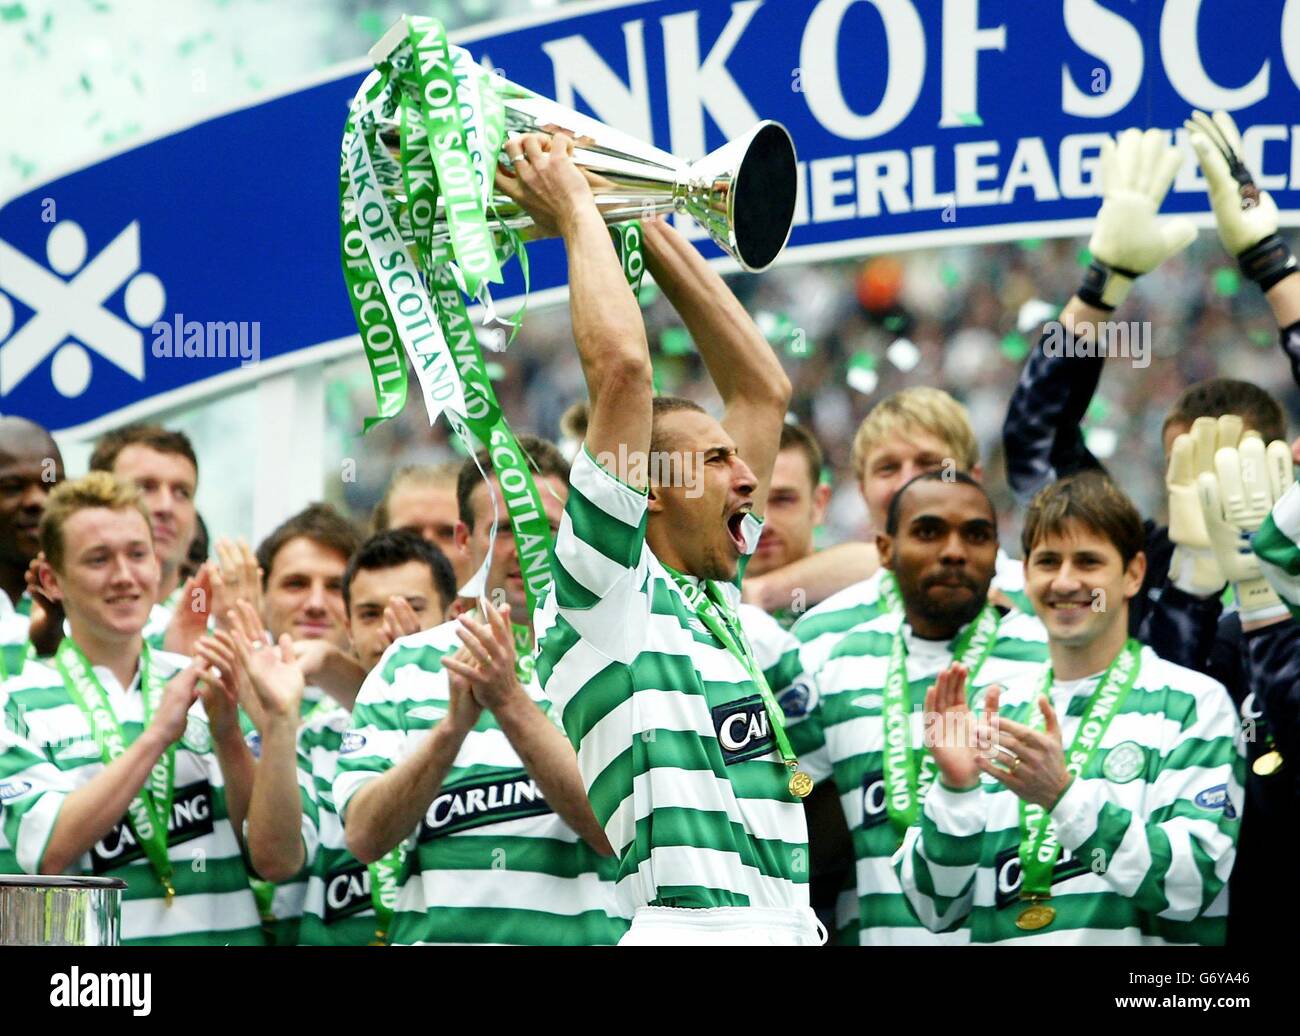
[1077, 260, 1138, 311]
[1235, 576, 1291, 625]
[1238, 234, 1298, 292]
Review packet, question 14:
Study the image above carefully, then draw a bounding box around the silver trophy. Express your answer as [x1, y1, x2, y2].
[369, 21, 798, 273]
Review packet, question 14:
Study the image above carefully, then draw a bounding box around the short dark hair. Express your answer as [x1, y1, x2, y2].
[256, 503, 362, 587]
[1021, 471, 1144, 566]
[89, 423, 199, 481]
[457, 434, 569, 531]
[1163, 378, 1286, 444]
[778, 422, 824, 491]
[885, 470, 992, 536]
[648, 396, 707, 457]
[342, 528, 457, 615]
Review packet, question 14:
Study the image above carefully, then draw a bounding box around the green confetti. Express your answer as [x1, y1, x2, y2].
[1077, 247, 1093, 267]
[79, 73, 91, 93]
[485, 362, 505, 381]
[660, 327, 692, 356]
[849, 350, 876, 371]
[637, 280, 660, 307]
[41, 10, 51, 31]
[883, 313, 907, 332]
[956, 112, 983, 127]
[1213, 267, 1240, 296]
[8, 155, 35, 180]
[1000, 332, 1030, 362]
[651, 368, 665, 396]
[941, 263, 960, 288]
[0, 4, 26, 22]
[358, 11, 387, 39]
[1086, 397, 1110, 422]
[1250, 329, 1274, 347]
[1019, 238, 1044, 252]
[87, 0, 111, 11]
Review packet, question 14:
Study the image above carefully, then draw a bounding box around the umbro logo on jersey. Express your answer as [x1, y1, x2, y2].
[993, 844, 1089, 910]
[419, 774, 552, 840]
[712, 695, 774, 765]
[90, 780, 214, 874]
[860, 770, 888, 828]
[1194, 784, 1238, 819]
[340, 731, 367, 755]
[406, 704, 448, 723]
[323, 862, 372, 924]
[777, 679, 817, 719]
[0, 779, 32, 801]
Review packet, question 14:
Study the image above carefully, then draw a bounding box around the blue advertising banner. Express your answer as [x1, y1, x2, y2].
[3, 0, 1299, 434]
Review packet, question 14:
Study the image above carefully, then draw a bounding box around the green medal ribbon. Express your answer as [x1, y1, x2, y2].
[665, 568, 804, 787]
[54, 640, 177, 903]
[1018, 638, 1143, 901]
[881, 605, 1001, 838]
[367, 844, 406, 945]
[879, 570, 903, 613]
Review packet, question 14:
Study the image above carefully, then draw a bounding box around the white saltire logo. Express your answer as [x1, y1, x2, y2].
[0, 220, 165, 398]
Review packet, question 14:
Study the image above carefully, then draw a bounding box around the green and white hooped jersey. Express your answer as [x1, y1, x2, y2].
[0, 589, 33, 684]
[334, 618, 627, 945]
[792, 608, 1049, 945]
[0, 650, 263, 945]
[295, 704, 403, 946]
[896, 645, 1244, 945]
[534, 447, 811, 916]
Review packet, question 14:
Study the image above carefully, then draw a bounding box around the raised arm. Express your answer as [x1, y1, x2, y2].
[641, 217, 791, 512]
[1185, 111, 1300, 362]
[1003, 128, 1194, 502]
[497, 133, 651, 485]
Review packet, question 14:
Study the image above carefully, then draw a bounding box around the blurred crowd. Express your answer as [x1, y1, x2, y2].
[336, 233, 1298, 555]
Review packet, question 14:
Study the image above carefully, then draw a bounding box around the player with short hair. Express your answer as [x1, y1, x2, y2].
[0, 472, 261, 944]
[230, 529, 459, 945]
[788, 471, 1048, 944]
[0, 416, 64, 673]
[335, 432, 625, 945]
[89, 423, 200, 648]
[372, 461, 471, 590]
[899, 472, 1243, 944]
[497, 131, 817, 943]
[255, 502, 365, 712]
[1003, 114, 1300, 944]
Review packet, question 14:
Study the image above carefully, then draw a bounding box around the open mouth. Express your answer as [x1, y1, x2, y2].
[725, 508, 751, 551]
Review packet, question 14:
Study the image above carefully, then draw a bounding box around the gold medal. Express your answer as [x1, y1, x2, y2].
[1253, 750, 1283, 777]
[164, 882, 176, 908]
[788, 770, 814, 798]
[1015, 901, 1055, 931]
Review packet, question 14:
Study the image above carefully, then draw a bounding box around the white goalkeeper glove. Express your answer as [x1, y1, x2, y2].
[1197, 434, 1295, 623]
[1167, 415, 1242, 596]
[1185, 109, 1299, 291]
[1081, 127, 1197, 311]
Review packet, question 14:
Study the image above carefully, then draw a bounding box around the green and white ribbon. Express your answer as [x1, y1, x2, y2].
[340, 15, 557, 615]
[1018, 639, 1142, 900]
[54, 640, 177, 899]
